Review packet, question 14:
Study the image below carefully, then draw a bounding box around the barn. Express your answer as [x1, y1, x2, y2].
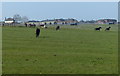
[4, 18, 15, 24]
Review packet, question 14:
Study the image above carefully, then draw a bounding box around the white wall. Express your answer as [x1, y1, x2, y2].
[5, 21, 14, 23]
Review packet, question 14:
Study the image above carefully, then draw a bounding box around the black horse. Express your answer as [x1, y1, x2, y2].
[36, 28, 40, 37]
[105, 27, 111, 31]
[56, 26, 60, 30]
[24, 23, 27, 27]
[95, 27, 102, 31]
[29, 24, 36, 27]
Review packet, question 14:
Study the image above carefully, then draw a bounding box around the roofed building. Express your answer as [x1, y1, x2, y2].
[5, 18, 15, 24]
[97, 19, 117, 24]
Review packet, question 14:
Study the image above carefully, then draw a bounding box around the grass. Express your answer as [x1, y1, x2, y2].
[2, 24, 118, 74]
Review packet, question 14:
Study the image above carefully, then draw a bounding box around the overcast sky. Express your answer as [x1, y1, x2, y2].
[2, 2, 118, 21]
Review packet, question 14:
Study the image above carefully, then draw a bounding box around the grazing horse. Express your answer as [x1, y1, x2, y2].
[56, 26, 60, 30]
[105, 27, 111, 31]
[45, 26, 48, 29]
[95, 27, 102, 31]
[40, 24, 45, 28]
[29, 24, 36, 27]
[33, 23, 36, 27]
[36, 28, 40, 37]
[24, 23, 27, 27]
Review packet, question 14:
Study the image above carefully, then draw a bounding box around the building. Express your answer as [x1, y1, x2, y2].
[97, 19, 117, 24]
[5, 18, 15, 24]
[55, 19, 65, 24]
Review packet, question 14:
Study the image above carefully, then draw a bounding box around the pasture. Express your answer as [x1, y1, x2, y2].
[2, 24, 118, 74]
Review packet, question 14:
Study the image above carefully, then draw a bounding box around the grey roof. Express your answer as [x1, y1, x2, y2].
[5, 18, 14, 21]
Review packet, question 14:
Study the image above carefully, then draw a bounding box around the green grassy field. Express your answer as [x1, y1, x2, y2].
[2, 24, 118, 74]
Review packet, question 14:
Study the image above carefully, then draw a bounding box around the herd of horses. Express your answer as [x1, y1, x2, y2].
[25, 23, 111, 31]
[31, 23, 110, 37]
[25, 23, 60, 30]
[95, 26, 111, 31]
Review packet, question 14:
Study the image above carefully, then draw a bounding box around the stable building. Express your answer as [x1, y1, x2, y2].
[5, 18, 15, 24]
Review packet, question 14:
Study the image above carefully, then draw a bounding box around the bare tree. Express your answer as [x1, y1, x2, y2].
[13, 14, 21, 23]
[13, 14, 29, 23]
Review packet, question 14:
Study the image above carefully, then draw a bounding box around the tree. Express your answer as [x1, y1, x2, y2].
[13, 14, 21, 23]
[13, 14, 29, 23]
